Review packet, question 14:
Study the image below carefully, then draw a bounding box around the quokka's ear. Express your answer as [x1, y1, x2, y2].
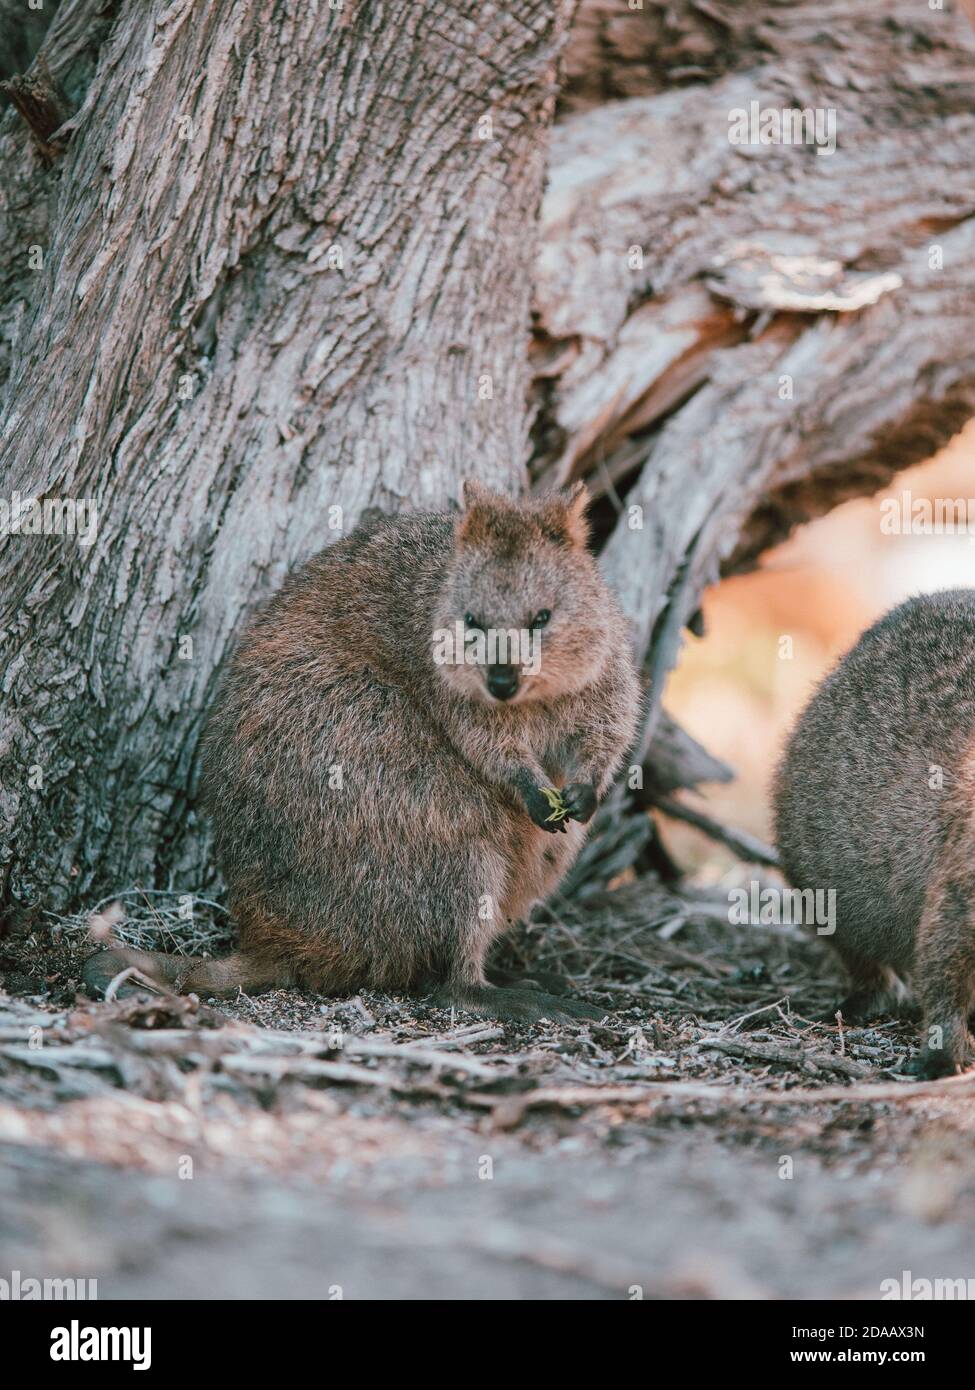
[461, 479, 494, 511]
[538, 480, 591, 548]
[457, 478, 514, 545]
[564, 480, 591, 544]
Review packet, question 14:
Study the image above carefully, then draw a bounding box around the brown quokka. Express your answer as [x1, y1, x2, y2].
[83, 481, 641, 1023]
[774, 588, 975, 1077]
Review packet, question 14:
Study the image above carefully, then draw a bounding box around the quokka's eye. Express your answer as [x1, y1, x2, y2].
[531, 609, 551, 629]
[464, 612, 481, 630]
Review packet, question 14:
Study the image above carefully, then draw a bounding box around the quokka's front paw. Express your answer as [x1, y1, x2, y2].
[562, 782, 597, 824]
[522, 785, 570, 834]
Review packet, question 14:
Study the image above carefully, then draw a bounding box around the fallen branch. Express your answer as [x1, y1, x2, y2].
[651, 795, 780, 868]
[467, 1069, 975, 1127]
[697, 1035, 868, 1079]
[220, 1054, 403, 1089]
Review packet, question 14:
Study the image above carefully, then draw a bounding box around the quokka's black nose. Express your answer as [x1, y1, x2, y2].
[487, 665, 519, 700]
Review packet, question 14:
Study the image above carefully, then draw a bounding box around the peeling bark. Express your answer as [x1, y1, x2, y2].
[0, 63, 72, 160]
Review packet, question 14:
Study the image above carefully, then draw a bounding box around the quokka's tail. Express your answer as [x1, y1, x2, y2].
[81, 946, 278, 998]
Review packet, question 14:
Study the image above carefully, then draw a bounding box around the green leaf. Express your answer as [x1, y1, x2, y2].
[540, 786, 568, 822]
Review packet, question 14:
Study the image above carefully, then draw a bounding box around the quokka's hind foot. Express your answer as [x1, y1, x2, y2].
[81, 947, 174, 998]
[485, 964, 572, 996]
[82, 947, 278, 999]
[907, 879, 975, 1077]
[434, 982, 605, 1026]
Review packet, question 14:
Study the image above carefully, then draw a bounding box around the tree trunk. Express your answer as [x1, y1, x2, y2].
[0, 0, 574, 918]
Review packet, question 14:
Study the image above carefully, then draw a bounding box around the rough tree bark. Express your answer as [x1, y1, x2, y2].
[2, 0, 975, 921]
[0, 0, 574, 916]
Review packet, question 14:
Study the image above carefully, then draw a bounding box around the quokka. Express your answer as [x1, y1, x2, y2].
[774, 589, 975, 1076]
[84, 481, 641, 1023]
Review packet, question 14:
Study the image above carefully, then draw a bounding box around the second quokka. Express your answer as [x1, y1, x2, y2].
[84, 481, 641, 1023]
[774, 588, 975, 1077]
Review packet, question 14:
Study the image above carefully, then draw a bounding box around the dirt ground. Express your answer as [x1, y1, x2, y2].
[2, 879, 975, 1300]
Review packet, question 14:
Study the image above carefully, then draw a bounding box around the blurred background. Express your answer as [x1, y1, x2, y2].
[664, 430, 975, 878]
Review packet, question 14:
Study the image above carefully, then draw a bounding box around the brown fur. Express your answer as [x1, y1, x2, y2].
[773, 589, 975, 1077]
[83, 483, 641, 1023]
